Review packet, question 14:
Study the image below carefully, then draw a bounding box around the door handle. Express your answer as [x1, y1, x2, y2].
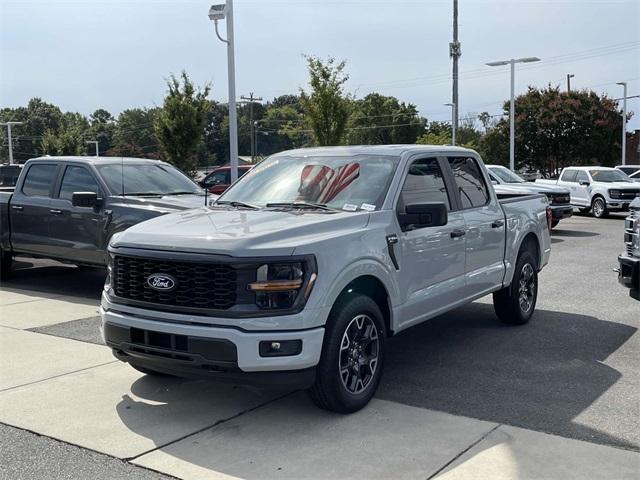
[11, 205, 24, 211]
[49, 209, 63, 215]
[450, 229, 466, 238]
[491, 220, 504, 228]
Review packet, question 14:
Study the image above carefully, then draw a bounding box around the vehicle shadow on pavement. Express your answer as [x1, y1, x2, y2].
[551, 229, 599, 237]
[377, 302, 638, 451]
[2, 260, 106, 300]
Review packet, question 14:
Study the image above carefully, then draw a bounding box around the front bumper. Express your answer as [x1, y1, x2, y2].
[100, 306, 325, 387]
[618, 254, 640, 301]
[549, 204, 573, 220]
[606, 201, 631, 211]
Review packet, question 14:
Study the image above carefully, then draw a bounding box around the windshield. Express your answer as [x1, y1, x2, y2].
[589, 169, 632, 183]
[97, 163, 202, 195]
[218, 154, 398, 211]
[489, 166, 525, 183]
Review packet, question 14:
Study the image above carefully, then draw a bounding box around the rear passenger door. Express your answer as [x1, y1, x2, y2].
[574, 171, 591, 206]
[447, 156, 506, 297]
[394, 156, 467, 330]
[10, 162, 58, 256]
[559, 169, 582, 206]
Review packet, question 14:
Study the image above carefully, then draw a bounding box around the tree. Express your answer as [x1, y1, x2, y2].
[40, 128, 82, 156]
[300, 56, 350, 146]
[154, 71, 210, 173]
[481, 86, 628, 176]
[347, 93, 425, 145]
[109, 108, 160, 158]
[88, 109, 115, 155]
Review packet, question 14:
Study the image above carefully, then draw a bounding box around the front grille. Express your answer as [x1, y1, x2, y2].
[551, 194, 570, 205]
[112, 255, 238, 310]
[615, 189, 640, 200]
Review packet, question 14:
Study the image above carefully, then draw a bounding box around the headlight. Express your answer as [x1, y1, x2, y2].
[248, 262, 317, 310]
[609, 189, 621, 198]
[104, 254, 114, 293]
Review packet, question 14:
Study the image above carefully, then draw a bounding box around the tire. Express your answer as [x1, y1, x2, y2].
[493, 250, 538, 325]
[308, 294, 386, 413]
[591, 196, 608, 218]
[129, 363, 173, 377]
[0, 248, 12, 281]
[550, 219, 559, 229]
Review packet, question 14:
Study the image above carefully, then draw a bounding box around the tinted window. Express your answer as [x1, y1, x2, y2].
[59, 166, 100, 201]
[448, 157, 490, 209]
[205, 170, 229, 186]
[561, 169, 578, 182]
[398, 157, 450, 210]
[22, 164, 57, 197]
[576, 171, 589, 184]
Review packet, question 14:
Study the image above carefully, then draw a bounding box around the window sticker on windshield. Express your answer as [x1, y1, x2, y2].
[342, 203, 358, 211]
[361, 203, 376, 211]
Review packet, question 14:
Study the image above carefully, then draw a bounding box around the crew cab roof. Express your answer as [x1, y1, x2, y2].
[272, 145, 477, 158]
[563, 166, 616, 171]
[26, 156, 169, 166]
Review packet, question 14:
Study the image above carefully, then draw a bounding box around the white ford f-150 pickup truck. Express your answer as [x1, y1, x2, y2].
[101, 145, 551, 413]
[537, 166, 640, 218]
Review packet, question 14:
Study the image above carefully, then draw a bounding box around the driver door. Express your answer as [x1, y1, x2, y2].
[394, 156, 467, 331]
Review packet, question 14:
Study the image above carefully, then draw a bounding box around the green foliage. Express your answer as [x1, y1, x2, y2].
[154, 71, 210, 173]
[347, 93, 425, 145]
[40, 128, 82, 156]
[300, 56, 350, 146]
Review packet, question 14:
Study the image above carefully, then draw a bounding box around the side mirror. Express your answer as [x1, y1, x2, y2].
[72, 191, 99, 208]
[578, 180, 590, 186]
[398, 202, 448, 231]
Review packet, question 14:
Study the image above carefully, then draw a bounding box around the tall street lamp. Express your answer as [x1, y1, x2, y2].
[567, 73, 574, 92]
[209, 1, 239, 183]
[444, 103, 456, 145]
[0, 121, 23, 165]
[617, 81, 627, 166]
[486, 57, 540, 171]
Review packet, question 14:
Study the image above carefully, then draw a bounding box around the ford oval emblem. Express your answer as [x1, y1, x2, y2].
[147, 273, 177, 292]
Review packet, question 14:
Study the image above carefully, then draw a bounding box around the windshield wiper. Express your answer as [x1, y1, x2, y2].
[265, 201, 335, 211]
[164, 191, 202, 195]
[215, 200, 260, 210]
[125, 192, 163, 197]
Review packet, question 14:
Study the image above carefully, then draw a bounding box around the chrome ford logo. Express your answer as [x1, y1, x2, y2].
[147, 274, 176, 291]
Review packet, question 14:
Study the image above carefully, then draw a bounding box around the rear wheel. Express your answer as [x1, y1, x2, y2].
[578, 207, 591, 214]
[591, 197, 608, 218]
[493, 250, 538, 325]
[308, 294, 385, 413]
[550, 219, 559, 229]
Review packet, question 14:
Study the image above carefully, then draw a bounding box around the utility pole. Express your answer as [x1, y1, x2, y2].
[240, 93, 263, 162]
[617, 81, 628, 165]
[0, 121, 23, 165]
[450, 0, 461, 136]
[86, 140, 99, 157]
[566, 74, 574, 92]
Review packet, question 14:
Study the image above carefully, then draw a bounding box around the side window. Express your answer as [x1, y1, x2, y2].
[447, 157, 490, 209]
[576, 171, 589, 184]
[22, 164, 57, 197]
[398, 157, 450, 210]
[59, 166, 100, 201]
[561, 169, 578, 182]
[205, 171, 228, 186]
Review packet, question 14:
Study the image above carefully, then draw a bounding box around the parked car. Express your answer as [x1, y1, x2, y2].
[200, 165, 252, 194]
[618, 197, 640, 301]
[101, 145, 551, 413]
[537, 166, 640, 218]
[0, 164, 22, 192]
[0, 156, 211, 278]
[627, 170, 640, 183]
[486, 164, 572, 228]
[615, 165, 640, 177]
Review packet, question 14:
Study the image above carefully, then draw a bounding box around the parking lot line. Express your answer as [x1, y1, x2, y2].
[0, 362, 290, 459]
[133, 392, 499, 480]
[0, 326, 115, 391]
[0, 295, 99, 329]
[434, 424, 640, 480]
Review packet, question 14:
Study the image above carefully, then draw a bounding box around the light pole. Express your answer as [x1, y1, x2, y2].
[444, 103, 456, 145]
[240, 92, 263, 162]
[0, 121, 24, 165]
[617, 81, 627, 166]
[86, 140, 99, 157]
[567, 74, 574, 92]
[486, 57, 540, 171]
[209, 1, 239, 183]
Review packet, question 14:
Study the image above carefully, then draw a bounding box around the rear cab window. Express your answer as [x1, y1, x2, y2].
[560, 169, 578, 182]
[21, 163, 57, 197]
[447, 157, 490, 209]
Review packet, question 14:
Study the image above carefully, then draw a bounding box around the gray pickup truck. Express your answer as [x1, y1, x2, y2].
[101, 145, 551, 413]
[618, 197, 640, 300]
[0, 156, 208, 278]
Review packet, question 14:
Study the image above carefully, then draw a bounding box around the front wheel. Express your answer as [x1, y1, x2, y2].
[591, 197, 608, 218]
[308, 294, 385, 413]
[493, 250, 538, 325]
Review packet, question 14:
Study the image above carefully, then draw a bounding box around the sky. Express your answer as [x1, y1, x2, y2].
[1, 0, 639, 130]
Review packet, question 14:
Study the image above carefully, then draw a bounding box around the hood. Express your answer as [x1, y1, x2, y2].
[112, 194, 217, 212]
[521, 182, 569, 194]
[112, 207, 370, 257]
